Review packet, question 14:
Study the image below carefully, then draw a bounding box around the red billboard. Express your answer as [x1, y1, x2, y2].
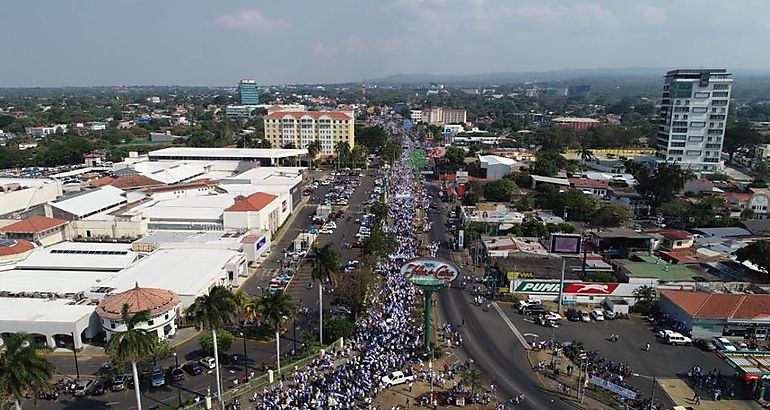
[562, 282, 620, 295]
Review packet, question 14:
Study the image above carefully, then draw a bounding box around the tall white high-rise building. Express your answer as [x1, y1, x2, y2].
[656, 69, 732, 173]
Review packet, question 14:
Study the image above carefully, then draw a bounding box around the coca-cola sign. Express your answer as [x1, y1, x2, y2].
[401, 258, 459, 286]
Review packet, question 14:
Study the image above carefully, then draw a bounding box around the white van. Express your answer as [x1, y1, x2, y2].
[666, 333, 692, 346]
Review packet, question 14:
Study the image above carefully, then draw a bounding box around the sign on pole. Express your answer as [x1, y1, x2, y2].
[550, 233, 582, 255]
[401, 257, 460, 287]
[458, 230, 465, 249]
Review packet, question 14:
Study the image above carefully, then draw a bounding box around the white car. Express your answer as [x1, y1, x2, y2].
[590, 309, 605, 321]
[602, 310, 616, 320]
[381, 370, 415, 387]
[323, 222, 337, 229]
[319, 229, 334, 234]
[580, 311, 591, 322]
[199, 357, 216, 370]
[657, 329, 676, 339]
[544, 312, 562, 321]
[713, 337, 737, 351]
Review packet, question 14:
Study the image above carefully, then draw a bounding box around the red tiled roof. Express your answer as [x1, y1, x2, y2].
[91, 176, 117, 187]
[0, 216, 67, 234]
[265, 111, 352, 120]
[241, 235, 260, 244]
[657, 249, 700, 264]
[568, 178, 609, 188]
[661, 290, 770, 320]
[0, 239, 35, 256]
[225, 192, 278, 212]
[658, 229, 692, 240]
[722, 192, 751, 202]
[108, 175, 163, 189]
[96, 284, 180, 320]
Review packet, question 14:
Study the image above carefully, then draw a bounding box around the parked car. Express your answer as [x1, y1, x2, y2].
[199, 356, 216, 370]
[332, 306, 352, 317]
[544, 312, 562, 321]
[657, 329, 677, 339]
[92, 379, 109, 396]
[666, 333, 692, 346]
[151, 366, 165, 387]
[111, 374, 129, 392]
[590, 309, 605, 321]
[523, 304, 546, 316]
[73, 380, 94, 397]
[183, 362, 203, 376]
[602, 310, 616, 320]
[170, 366, 185, 382]
[566, 309, 581, 322]
[579, 311, 591, 322]
[694, 339, 717, 351]
[713, 337, 737, 351]
[381, 370, 415, 387]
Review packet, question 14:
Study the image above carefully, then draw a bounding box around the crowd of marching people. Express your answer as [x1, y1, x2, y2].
[252, 129, 431, 408]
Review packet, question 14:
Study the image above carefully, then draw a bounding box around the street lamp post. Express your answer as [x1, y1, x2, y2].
[631, 373, 657, 410]
[240, 332, 248, 382]
[293, 316, 298, 353]
[173, 352, 182, 408]
[70, 331, 80, 379]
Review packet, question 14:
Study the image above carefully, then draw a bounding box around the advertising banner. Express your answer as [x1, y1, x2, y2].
[513, 280, 621, 295]
[590, 376, 638, 400]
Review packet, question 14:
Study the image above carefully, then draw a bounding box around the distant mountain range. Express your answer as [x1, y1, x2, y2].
[372, 67, 770, 85]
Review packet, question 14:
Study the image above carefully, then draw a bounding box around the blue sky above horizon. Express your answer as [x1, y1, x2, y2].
[2, 0, 769, 87]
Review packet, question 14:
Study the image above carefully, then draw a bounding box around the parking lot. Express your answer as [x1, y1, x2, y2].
[502, 302, 735, 385]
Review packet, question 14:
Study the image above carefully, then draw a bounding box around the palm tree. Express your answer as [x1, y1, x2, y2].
[310, 244, 340, 344]
[334, 141, 351, 171]
[577, 146, 593, 176]
[0, 333, 55, 410]
[306, 140, 322, 170]
[105, 305, 158, 410]
[259, 290, 295, 376]
[461, 367, 482, 394]
[185, 286, 237, 407]
[351, 145, 369, 169]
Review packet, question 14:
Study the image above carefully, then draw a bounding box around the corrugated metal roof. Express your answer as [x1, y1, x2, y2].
[49, 186, 126, 217]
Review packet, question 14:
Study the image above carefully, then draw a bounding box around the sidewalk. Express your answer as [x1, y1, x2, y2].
[658, 378, 764, 410]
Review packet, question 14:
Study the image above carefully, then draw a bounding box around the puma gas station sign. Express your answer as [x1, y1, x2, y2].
[514, 280, 621, 295]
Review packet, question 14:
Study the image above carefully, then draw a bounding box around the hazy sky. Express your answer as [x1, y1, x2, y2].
[2, 0, 769, 86]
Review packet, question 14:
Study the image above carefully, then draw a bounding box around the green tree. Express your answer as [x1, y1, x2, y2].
[0, 333, 55, 410]
[632, 285, 658, 315]
[354, 125, 387, 153]
[634, 162, 691, 208]
[185, 286, 237, 405]
[362, 227, 397, 258]
[531, 150, 567, 177]
[736, 240, 770, 274]
[105, 304, 158, 410]
[306, 140, 322, 170]
[311, 243, 340, 344]
[483, 178, 518, 202]
[723, 123, 763, 163]
[461, 367, 483, 394]
[351, 144, 369, 168]
[593, 203, 632, 227]
[323, 316, 356, 343]
[334, 141, 351, 170]
[199, 329, 235, 357]
[370, 201, 388, 223]
[381, 141, 402, 164]
[578, 146, 593, 174]
[444, 146, 466, 167]
[260, 290, 295, 373]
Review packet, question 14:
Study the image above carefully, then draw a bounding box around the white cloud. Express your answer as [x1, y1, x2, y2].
[214, 10, 290, 32]
[343, 36, 365, 54]
[636, 4, 666, 24]
[311, 44, 336, 57]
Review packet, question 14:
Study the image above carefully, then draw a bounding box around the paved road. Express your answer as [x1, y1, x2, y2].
[425, 181, 576, 410]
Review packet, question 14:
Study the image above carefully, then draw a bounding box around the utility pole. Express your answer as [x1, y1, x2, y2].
[70, 332, 80, 379]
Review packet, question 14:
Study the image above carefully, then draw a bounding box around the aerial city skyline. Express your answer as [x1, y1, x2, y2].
[2, 1, 770, 410]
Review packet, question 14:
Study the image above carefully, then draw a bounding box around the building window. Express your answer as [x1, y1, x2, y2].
[712, 100, 728, 106]
[694, 92, 710, 98]
[713, 84, 729, 90]
[111, 322, 116, 329]
[712, 91, 729, 97]
[148, 320, 154, 326]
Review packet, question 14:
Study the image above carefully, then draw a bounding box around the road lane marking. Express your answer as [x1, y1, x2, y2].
[492, 302, 532, 350]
